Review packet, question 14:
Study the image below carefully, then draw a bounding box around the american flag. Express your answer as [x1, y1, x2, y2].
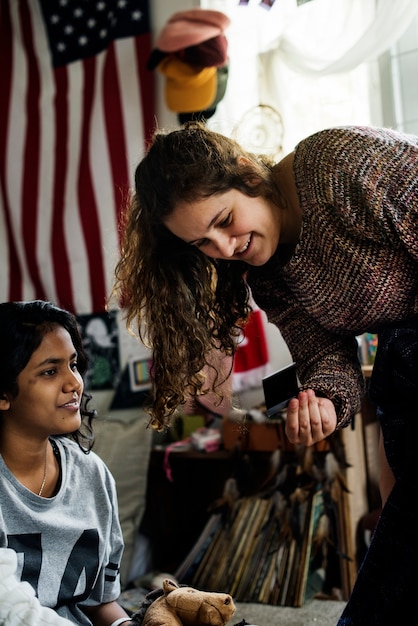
[0, 0, 154, 314]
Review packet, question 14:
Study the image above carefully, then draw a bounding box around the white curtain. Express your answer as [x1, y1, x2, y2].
[277, 0, 418, 75]
[202, 0, 418, 150]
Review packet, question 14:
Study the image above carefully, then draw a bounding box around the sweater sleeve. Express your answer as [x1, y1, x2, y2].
[247, 260, 365, 428]
[0, 549, 73, 626]
[294, 126, 418, 261]
[273, 294, 365, 428]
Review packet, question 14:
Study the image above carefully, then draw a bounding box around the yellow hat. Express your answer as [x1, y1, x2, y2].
[158, 56, 217, 114]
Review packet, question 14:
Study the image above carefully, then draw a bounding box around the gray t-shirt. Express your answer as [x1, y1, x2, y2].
[0, 436, 124, 625]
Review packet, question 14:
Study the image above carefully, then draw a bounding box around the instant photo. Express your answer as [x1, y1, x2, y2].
[262, 362, 299, 417]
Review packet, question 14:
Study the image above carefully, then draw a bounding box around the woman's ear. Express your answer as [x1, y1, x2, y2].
[237, 155, 262, 187]
[237, 155, 253, 168]
[0, 394, 11, 411]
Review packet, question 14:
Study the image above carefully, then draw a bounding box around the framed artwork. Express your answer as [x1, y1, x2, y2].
[128, 356, 153, 392]
[76, 310, 120, 390]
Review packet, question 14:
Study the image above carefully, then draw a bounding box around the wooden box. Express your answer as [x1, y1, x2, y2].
[222, 417, 294, 452]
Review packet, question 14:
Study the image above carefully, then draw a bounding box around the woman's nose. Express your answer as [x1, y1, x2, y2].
[63, 370, 82, 393]
[213, 232, 236, 257]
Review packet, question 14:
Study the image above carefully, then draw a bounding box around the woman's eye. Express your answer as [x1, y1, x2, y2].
[195, 239, 209, 249]
[70, 361, 79, 372]
[42, 369, 56, 377]
[219, 214, 232, 228]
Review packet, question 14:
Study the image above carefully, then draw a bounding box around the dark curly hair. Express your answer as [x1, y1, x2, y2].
[112, 122, 281, 431]
[0, 300, 96, 452]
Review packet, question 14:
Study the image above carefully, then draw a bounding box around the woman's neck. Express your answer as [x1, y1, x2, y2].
[1, 436, 59, 497]
[273, 152, 302, 245]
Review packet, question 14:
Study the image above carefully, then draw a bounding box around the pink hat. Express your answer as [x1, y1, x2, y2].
[176, 34, 228, 68]
[156, 9, 230, 53]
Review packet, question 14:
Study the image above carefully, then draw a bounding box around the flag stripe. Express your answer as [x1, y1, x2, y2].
[134, 33, 155, 147]
[77, 57, 107, 312]
[51, 66, 75, 312]
[0, 0, 22, 301]
[20, 0, 47, 301]
[103, 42, 130, 228]
[101, 38, 146, 289]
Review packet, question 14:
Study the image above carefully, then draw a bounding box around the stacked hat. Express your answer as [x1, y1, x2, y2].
[148, 9, 231, 123]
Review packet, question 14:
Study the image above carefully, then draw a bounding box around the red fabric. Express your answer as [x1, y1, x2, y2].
[0, 0, 154, 314]
[233, 307, 270, 391]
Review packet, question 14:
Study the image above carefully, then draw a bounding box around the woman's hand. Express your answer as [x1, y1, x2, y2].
[285, 389, 337, 446]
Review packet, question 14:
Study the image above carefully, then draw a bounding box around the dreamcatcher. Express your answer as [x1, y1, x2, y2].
[232, 103, 284, 160]
[231, 42, 284, 161]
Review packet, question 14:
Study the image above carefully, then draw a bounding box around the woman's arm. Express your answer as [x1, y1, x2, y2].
[82, 602, 132, 626]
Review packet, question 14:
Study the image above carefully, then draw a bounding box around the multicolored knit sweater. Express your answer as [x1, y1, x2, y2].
[247, 126, 418, 427]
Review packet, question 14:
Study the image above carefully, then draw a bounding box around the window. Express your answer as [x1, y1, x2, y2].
[379, 13, 418, 134]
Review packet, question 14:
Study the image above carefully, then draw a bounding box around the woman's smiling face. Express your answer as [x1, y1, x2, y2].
[4, 326, 83, 438]
[164, 188, 281, 266]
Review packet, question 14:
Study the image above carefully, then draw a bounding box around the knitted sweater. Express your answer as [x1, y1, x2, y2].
[247, 126, 418, 427]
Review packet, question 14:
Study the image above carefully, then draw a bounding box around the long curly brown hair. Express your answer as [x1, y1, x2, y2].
[111, 122, 281, 431]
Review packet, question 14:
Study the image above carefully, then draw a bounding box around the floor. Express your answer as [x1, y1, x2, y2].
[229, 598, 346, 625]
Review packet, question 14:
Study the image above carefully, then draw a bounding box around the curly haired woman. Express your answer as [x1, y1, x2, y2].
[113, 121, 418, 624]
